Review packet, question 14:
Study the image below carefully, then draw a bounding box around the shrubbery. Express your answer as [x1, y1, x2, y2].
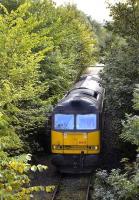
[0, 1, 96, 199]
[92, 1, 139, 199]
[93, 86, 139, 200]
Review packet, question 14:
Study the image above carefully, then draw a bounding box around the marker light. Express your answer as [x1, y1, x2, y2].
[53, 145, 63, 150]
[88, 145, 99, 150]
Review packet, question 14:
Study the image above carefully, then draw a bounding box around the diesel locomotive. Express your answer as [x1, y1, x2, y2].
[51, 65, 105, 173]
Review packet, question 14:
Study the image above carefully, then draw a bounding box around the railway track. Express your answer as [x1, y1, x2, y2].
[51, 174, 92, 200]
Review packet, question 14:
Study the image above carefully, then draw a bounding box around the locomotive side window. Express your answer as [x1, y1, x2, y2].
[54, 114, 74, 130]
[76, 114, 97, 130]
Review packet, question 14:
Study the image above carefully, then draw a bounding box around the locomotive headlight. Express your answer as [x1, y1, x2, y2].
[94, 145, 99, 150]
[89, 145, 99, 150]
[52, 145, 63, 150]
[53, 145, 57, 149]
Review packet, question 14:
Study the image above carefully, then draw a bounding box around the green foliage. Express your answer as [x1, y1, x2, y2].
[101, 36, 139, 151]
[0, 153, 54, 200]
[102, 37, 139, 114]
[121, 114, 139, 146]
[87, 18, 113, 63]
[109, 0, 139, 40]
[93, 166, 139, 200]
[0, 0, 96, 147]
[92, 1, 139, 199]
[121, 85, 139, 149]
[0, 0, 96, 199]
[93, 86, 139, 200]
[37, 2, 96, 99]
[133, 84, 139, 110]
[104, 0, 139, 119]
[0, 0, 23, 11]
[102, 0, 139, 122]
[0, 0, 53, 130]
[0, 2, 55, 199]
[93, 99, 139, 199]
[101, 1, 139, 148]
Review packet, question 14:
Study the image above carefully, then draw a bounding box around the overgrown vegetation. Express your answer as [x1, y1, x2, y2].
[102, 0, 139, 147]
[93, 85, 139, 200]
[0, 0, 96, 199]
[92, 0, 139, 199]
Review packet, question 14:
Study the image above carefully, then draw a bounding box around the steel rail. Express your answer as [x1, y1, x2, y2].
[51, 175, 62, 200]
[85, 175, 92, 200]
[51, 174, 92, 200]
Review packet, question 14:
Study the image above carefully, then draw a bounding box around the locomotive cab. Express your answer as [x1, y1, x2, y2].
[51, 66, 105, 173]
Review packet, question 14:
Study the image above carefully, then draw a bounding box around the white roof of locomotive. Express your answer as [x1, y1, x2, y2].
[83, 65, 104, 77]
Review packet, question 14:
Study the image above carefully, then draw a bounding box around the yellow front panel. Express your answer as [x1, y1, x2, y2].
[63, 132, 87, 154]
[87, 131, 100, 154]
[51, 130, 101, 155]
[64, 132, 87, 154]
[51, 131, 63, 153]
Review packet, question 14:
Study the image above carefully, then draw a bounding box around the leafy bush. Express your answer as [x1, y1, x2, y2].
[93, 165, 139, 200]
[0, 1, 97, 199]
[100, 1, 139, 157]
[92, 85, 139, 200]
[0, 153, 54, 200]
[92, 1, 139, 199]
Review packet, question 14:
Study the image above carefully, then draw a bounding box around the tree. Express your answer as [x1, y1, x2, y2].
[121, 85, 139, 147]
[0, 2, 53, 198]
[101, 0, 139, 153]
[0, 1, 97, 198]
[36, 2, 97, 100]
[91, 1, 139, 199]
[0, 0, 97, 150]
[108, 0, 139, 40]
[93, 85, 139, 200]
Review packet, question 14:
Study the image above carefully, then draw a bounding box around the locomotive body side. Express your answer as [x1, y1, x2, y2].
[51, 66, 104, 173]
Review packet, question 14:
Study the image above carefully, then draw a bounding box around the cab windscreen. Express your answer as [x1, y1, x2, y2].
[76, 114, 97, 130]
[54, 114, 74, 130]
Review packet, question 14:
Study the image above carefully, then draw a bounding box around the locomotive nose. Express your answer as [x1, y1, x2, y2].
[70, 98, 82, 106]
[67, 97, 97, 113]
